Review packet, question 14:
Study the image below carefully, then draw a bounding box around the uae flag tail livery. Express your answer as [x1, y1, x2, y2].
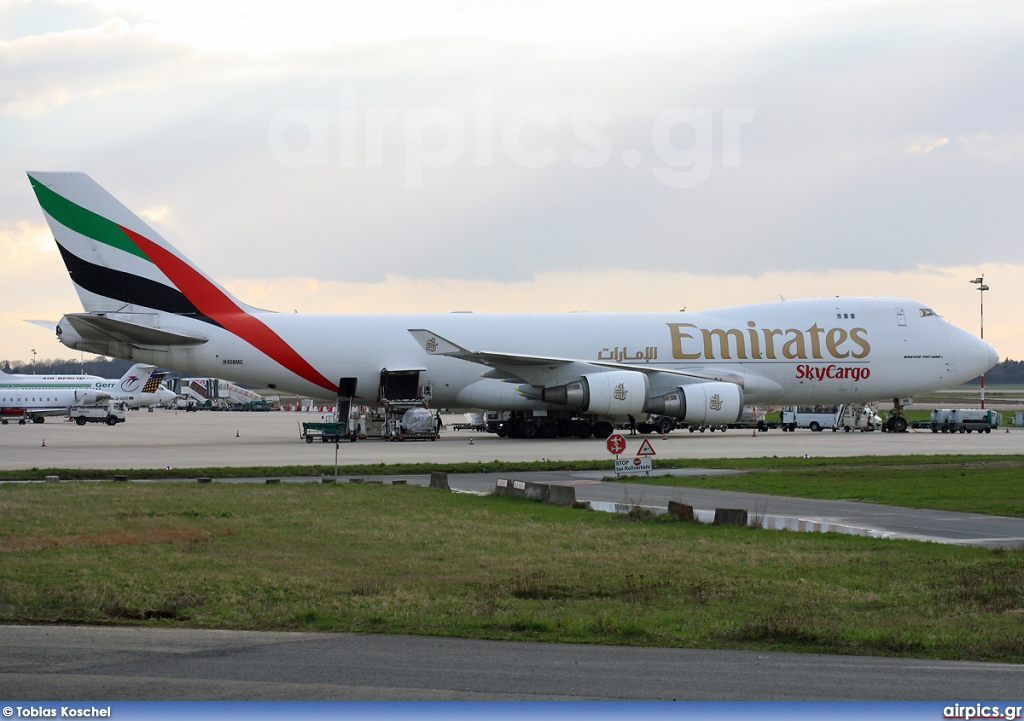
[28, 172, 338, 395]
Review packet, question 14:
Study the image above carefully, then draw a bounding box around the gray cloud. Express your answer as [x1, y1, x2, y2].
[3, 1, 1022, 289]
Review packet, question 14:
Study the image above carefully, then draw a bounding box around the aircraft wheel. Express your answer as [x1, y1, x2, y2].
[894, 417, 909, 433]
[75, 417, 87, 426]
[557, 419, 575, 437]
[541, 423, 558, 439]
[520, 421, 539, 439]
[688, 426, 696, 433]
[592, 421, 614, 439]
[656, 416, 674, 435]
[573, 420, 593, 438]
[34, 417, 45, 424]
[0, 419, 7, 425]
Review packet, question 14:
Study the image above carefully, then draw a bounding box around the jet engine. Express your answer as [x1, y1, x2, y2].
[73, 390, 108, 405]
[542, 370, 649, 416]
[644, 382, 743, 426]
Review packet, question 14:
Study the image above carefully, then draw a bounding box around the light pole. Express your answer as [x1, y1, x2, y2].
[969, 277, 989, 409]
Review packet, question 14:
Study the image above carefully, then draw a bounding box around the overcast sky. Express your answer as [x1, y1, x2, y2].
[2, 0, 1022, 365]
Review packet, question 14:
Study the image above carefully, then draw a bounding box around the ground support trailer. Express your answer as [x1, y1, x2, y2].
[929, 409, 1000, 434]
[299, 419, 349, 443]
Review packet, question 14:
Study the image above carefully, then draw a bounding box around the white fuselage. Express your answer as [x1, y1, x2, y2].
[79, 297, 995, 411]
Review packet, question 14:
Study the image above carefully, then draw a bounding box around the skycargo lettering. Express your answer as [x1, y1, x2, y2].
[667, 322, 870, 361]
[796, 365, 871, 382]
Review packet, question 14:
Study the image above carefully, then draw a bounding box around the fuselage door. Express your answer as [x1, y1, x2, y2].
[896, 308, 907, 327]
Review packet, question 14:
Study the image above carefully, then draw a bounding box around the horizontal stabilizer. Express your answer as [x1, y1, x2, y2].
[24, 319, 59, 332]
[64, 314, 208, 347]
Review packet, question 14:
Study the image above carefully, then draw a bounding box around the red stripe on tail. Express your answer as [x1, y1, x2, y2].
[120, 226, 338, 394]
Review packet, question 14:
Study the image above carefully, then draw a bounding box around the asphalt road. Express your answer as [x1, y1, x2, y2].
[3, 625, 1023, 700]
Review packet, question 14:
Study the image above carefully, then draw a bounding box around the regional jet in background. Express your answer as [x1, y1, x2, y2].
[26, 171, 1000, 438]
[0, 362, 155, 424]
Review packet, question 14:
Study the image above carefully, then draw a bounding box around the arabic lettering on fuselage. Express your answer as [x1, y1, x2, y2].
[596, 346, 659, 362]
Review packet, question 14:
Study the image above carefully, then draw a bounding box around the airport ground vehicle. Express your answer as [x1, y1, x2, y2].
[70, 401, 126, 426]
[300, 415, 348, 443]
[780, 404, 881, 432]
[930, 408, 1000, 433]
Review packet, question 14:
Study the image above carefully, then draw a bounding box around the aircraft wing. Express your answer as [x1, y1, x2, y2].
[407, 329, 744, 387]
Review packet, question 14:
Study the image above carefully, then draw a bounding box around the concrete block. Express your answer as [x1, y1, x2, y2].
[113, 474, 128, 482]
[429, 471, 450, 490]
[667, 501, 695, 521]
[713, 508, 748, 526]
[44, 475, 59, 482]
[392, 480, 408, 485]
[546, 484, 576, 507]
[522, 482, 549, 502]
[320, 477, 336, 484]
[197, 477, 212, 484]
[265, 478, 280, 484]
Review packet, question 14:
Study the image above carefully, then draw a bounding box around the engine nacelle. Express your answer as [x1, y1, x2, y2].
[644, 382, 743, 426]
[73, 390, 107, 406]
[542, 370, 649, 416]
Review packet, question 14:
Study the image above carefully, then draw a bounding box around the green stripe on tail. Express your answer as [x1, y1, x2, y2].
[29, 175, 150, 261]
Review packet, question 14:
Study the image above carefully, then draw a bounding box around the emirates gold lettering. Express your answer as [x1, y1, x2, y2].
[702, 328, 746, 360]
[667, 322, 871, 361]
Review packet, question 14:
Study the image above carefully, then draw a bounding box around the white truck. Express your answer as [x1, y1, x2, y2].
[69, 401, 126, 426]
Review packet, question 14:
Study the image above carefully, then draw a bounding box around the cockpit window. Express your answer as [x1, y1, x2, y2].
[919, 308, 938, 317]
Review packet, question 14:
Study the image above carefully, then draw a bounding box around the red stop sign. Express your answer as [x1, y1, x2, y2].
[606, 434, 627, 455]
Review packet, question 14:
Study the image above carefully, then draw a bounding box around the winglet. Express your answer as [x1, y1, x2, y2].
[408, 329, 467, 356]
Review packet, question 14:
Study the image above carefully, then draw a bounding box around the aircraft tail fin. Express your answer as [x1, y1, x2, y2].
[116, 364, 156, 394]
[27, 172, 253, 318]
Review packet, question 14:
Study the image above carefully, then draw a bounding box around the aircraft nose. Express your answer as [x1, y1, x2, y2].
[952, 326, 999, 381]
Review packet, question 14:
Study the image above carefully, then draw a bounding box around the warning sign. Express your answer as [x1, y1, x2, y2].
[615, 457, 653, 475]
[606, 434, 627, 455]
[636, 439, 656, 456]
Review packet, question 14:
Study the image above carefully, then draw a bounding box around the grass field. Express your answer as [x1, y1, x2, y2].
[2, 459, 1023, 663]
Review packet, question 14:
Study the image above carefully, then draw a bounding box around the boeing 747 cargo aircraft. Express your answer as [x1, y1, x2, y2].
[26, 172, 999, 438]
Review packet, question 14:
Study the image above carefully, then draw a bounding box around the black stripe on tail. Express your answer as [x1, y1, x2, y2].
[57, 242, 219, 325]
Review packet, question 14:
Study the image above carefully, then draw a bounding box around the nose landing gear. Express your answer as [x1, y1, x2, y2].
[883, 397, 910, 433]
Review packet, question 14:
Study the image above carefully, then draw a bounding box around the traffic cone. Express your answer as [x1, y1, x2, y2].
[236, 430, 240, 437]
[662, 434, 668, 440]
[469, 437, 474, 445]
[41, 439, 45, 447]
[752, 429, 757, 437]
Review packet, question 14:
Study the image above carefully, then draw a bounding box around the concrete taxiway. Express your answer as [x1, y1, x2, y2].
[0, 408, 1020, 470]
